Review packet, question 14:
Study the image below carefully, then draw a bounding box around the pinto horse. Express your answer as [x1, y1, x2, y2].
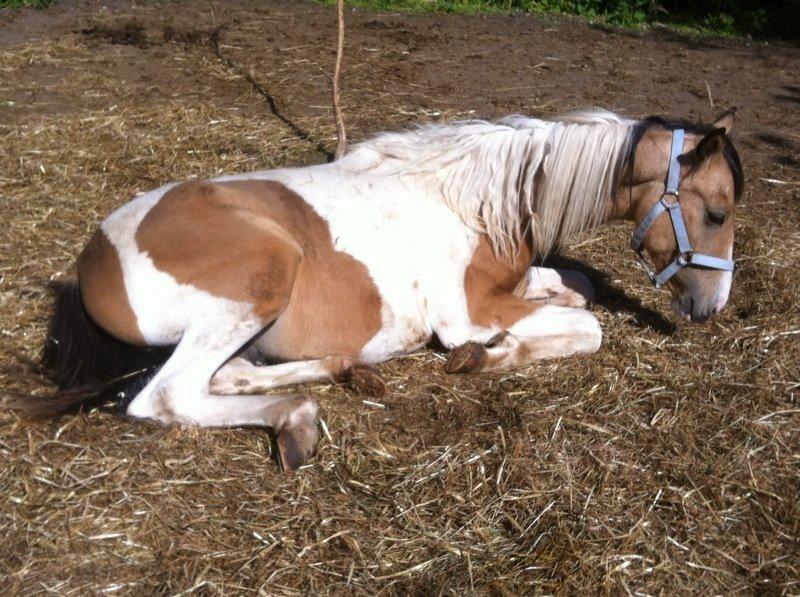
[32, 108, 742, 469]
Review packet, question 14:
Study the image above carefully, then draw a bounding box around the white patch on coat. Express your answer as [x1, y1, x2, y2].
[715, 245, 734, 313]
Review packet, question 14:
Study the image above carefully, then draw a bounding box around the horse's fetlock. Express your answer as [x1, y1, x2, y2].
[324, 356, 354, 381]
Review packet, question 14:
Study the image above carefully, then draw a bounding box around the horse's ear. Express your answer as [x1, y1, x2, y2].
[688, 128, 727, 164]
[712, 107, 736, 133]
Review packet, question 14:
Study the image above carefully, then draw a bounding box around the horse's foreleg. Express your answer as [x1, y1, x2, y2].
[522, 266, 595, 308]
[445, 301, 602, 373]
[210, 355, 386, 396]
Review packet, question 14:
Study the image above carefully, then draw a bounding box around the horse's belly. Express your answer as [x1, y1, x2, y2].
[253, 264, 430, 363]
[255, 328, 430, 364]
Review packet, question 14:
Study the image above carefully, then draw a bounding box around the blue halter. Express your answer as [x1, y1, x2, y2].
[630, 128, 735, 289]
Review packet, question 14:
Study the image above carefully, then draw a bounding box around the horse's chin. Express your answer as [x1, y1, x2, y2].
[672, 300, 693, 322]
[671, 297, 717, 323]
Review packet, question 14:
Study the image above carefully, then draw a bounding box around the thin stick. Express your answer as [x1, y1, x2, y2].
[705, 80, 714, 110]
[333, 0, 347, 159]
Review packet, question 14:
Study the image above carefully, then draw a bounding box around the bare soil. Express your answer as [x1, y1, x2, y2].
[1, 0, 798, 594]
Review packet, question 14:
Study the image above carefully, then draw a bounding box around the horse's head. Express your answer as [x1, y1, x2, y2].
[622, 110, 743, 322]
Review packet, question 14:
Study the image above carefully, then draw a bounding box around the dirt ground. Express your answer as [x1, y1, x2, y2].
[1, 0, 798, 594]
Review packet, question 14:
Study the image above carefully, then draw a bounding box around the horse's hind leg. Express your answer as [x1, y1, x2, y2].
[123, 228, 319, 465]
[210, 356, 386, 397]
[125, 313, 319, 470]
[118, 180, 324, 468]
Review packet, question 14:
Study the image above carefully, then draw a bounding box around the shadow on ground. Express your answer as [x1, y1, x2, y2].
[543, 253, 677, 335]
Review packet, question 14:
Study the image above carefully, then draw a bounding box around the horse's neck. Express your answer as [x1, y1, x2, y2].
[526, 118, 632, 256]
[604, 180, 640, 223]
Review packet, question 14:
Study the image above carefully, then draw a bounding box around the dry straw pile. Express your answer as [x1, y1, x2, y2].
[0, 2, 798, 594]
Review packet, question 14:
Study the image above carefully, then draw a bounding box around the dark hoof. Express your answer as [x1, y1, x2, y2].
[342, 364, 386, 397]
[445, 342, 487, 374]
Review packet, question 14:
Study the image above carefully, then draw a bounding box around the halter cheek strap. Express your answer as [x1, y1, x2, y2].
[630, 128, 735, 289]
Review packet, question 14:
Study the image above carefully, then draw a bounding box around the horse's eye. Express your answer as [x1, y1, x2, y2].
[706, 209, 726, 226]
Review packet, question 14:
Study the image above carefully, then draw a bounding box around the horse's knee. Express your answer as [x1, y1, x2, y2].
[557, 269, 596, 303]
[572, 311, 602, 353]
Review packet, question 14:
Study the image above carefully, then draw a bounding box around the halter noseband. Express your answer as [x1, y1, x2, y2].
[630, 128, 734, 289]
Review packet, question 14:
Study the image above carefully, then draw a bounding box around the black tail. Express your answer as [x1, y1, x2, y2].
[19, 279, 171, 418]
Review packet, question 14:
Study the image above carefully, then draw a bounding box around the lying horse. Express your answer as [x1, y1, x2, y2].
[33, 109, 743, 469]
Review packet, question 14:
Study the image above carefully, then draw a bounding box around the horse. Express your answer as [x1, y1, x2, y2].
[28, 108, 743, 470]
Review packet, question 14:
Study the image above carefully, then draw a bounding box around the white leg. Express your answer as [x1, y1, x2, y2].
[125, 314, 319, 469]
[446, 304, 602, 373]
[210, 355, 386, 396]
[483, 305, 601, 368]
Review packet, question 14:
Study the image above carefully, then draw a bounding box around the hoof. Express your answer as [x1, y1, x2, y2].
[445, 342, 487, 374]
[277, 420, 319, 471]
[342, 364, 387, 397]
[276, 396, 319, 471]
[562, 271, 595, 304]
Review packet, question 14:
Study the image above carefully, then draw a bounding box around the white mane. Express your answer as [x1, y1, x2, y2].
[355, 109, 637, 262]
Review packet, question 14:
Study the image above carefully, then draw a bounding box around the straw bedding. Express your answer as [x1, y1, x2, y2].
[0, 1, 797, 593]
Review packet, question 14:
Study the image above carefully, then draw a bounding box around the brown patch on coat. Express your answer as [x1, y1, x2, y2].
[135, 180, 302, 322]
[136, 179, 383, 358]
[219, 180, 383, 360]
[464, 234, 539, 329]
[76, 228, 145, 344]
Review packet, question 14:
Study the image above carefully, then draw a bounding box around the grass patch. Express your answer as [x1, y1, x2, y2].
[0, 0, 56, 7]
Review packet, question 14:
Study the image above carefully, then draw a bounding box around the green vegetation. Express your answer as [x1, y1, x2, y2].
[3, 0, 797, 41]
[0, 0, 56, 7]
[320, 0, 800, 40]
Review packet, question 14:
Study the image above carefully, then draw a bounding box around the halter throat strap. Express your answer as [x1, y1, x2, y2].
[630, 128, 734, 289]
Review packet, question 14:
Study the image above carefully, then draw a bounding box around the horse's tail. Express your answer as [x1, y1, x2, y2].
[15, 276, 169, 418]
